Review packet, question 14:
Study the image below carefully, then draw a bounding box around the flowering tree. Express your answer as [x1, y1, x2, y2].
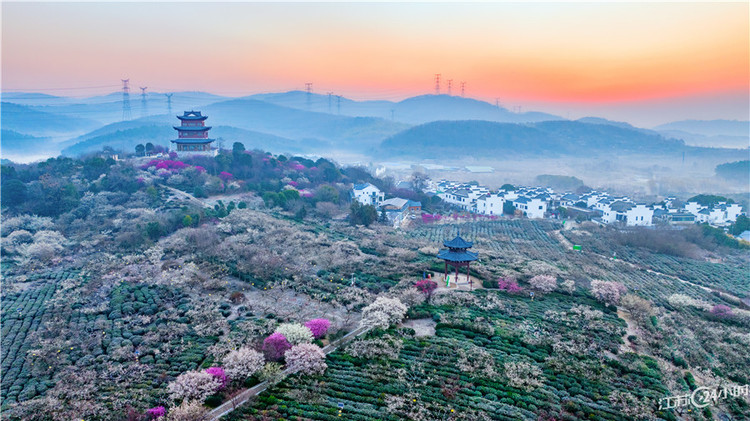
[146, 406, 166, 419]
[415, 280, 438, 302]
[262, 332, 292, 361]
[222, 347, 265, 381]
[497, 277, 523, 294]
[305, 319, 331, 339]
[275, 323, 314, 345]
[620, 294, 655, 322]
[166, 399, 206, 421]
[219, 171, 233, 182]
[590, 280, 627, 305]
[205, 366, 228, 389]
[167, 370, 222, 402]
[560, 279, 576, 295]
[711, 304, 734, 319]
[504, 361, 543, 391]
[359, 297, 408, 330]
[285, 343, 327, 376]
[529, 275, 557, 294]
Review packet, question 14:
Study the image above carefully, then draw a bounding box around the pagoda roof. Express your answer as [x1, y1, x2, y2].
[177, 111, 208, 120]
[443, 234, 473, 249]
[437, 249, 478, 262]
[171, 138, 215, 144]
[173, 126, 212, 131]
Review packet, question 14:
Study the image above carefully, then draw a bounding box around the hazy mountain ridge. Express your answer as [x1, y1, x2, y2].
[654, 119, 749, 137]
[1, 102, 101, 136]
[1, 129, 53, 152]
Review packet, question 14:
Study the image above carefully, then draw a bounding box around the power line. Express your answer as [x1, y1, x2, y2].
[460, 82, 466, 97]
[447, 79, 453, 96]
[326, 91, 334, 113]
[434, 74, 441, 95]
[3, 84, 120, 92]
[140, 87, 148, 118]
[165, 93, 173, 115]
[305, 82, 313, 110]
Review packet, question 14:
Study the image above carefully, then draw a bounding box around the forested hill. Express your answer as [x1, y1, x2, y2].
[379, 120, 686, 157]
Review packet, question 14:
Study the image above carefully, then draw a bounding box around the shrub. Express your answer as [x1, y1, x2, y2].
[285, 343, 327, 376]
[259, 362, 285, 385]
[305, 319, 331, 339]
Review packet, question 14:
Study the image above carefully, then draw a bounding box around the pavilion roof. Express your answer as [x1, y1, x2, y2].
[174, 126, 212, 131]
[437, 249, 478, 262]
[177, 111, 208, 120]
[443, 235, 473, 249]
[171, 138, 215, 144]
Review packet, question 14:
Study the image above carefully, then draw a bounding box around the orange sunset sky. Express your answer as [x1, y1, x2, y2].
[2, 2, 748, 126]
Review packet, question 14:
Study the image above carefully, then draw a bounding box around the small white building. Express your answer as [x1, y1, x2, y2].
[476, 193, 505, 216]
[351, 183, 384, 206]
[624, 204, 654, 226]
[514, 197, 547, 219]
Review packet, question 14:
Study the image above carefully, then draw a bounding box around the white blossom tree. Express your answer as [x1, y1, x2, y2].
[359, 297, 407, 330]
[166, 399, 206, 421]
[529, 275, 557, 294]
[285, 343, 327, 376]
[222, 347, 265, 382]
[275, 323, 314, 345]
[503, 361, 543, 391]
[560, 279, 576, 295]
[167, 370, 222, 402]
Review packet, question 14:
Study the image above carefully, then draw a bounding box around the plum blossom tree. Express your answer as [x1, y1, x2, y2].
[359, 297, 407, 330]
[560, 279, 576, 295]
[711, 304, 734, 319]
[146, 406, 166, 419]
[284, 343, 327, 376]
[262, 332, 292, 361]
[529, 275, 557, 294]
[304, 319, 331, 339]
[205, 366, 228, 389]
[497, 277, 523, 294]
[166, 399, 206, 421]
[167, 370, 222, 402]
[504, 361, 543, 391]
[415, 279, 438, 302]
[590, 280, 627, 305]
[222, 347, 265, 382]
[274, 323, 314, 345]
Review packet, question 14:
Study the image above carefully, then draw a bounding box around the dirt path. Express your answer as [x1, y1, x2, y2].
[617, 309, 639, 353]
[207, 326, 370, 420]
[163, 186, 208, 208]
[552, 230, 574, 251]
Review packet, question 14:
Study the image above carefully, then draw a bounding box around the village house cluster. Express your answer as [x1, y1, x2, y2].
[350, 178, 744, 229]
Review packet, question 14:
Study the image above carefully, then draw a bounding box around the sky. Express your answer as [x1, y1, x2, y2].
[2, 2, 748, 127]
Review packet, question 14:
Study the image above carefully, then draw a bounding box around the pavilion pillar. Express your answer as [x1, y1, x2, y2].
[467, 262, 471, 290]
[444, 261, 448, 281]
[455, 264, 459, 286]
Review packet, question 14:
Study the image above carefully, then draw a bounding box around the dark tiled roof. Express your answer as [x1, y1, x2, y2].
[444, 235, 473, 249]
[353, 183, 371, 190]
[177, 110, 208, 120]
[174, 126, 212, 131]
[171, 138, 215, 144]
[609, 201, 634, 212]
[437, 249, 478, 262]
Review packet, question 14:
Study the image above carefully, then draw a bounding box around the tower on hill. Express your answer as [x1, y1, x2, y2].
[171, 111, 216, 156]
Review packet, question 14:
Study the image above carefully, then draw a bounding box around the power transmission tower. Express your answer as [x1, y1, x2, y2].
[447, 79, 453, 96]
[165, 93, 173, 115]
[140, 87, 148, 117]
[460, 82, 466, 97]
[121, 79, 131, 121]
[336, 95, 342, 114]
[390, 109, 395, 120]
[495, 98, 500, 109]
[327, 92, 334, 113]
[434, 74, 441, 95]
[305, 82, 313, 110]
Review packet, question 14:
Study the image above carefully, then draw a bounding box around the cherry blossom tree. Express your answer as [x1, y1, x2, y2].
[285, 343, 327, 376]
[305, 318, 331, 339]
[359, 297, 407, 330]
[497, 277, 523, 294]
[205, 366, 228, 389]
[590, 280, 627, 305]
[262, 332, 292, 361]
[222, 347, 265, 382]
[167, 370, 222, 402]
[275, 323, 314, 345]
[529, 275, 557, 294]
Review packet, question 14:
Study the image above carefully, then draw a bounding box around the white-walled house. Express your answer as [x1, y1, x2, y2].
[514, 197, 547, 219]
[476, 193, 505, 216]
[351, 183, 384, 206]
[624, 204, 654, 226]
[684, 201, 704, 216]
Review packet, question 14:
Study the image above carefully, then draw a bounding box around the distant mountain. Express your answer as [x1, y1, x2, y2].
[655, 129, 749, 149]
[1, 92, 72, 106]
[1, 129, 53, 153]
[380, 120, 686, 158]
[654, 119, 749, 137]
[1, 102, 101, 136]
[248, 91, 562, 124]
[576, 117, 636, 130]
[203, 98, 409, 150]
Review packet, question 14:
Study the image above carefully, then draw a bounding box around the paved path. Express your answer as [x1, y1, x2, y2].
[207, 326, 370, 420]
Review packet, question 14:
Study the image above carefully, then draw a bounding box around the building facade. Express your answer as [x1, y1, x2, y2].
[171, 111, 216, 156]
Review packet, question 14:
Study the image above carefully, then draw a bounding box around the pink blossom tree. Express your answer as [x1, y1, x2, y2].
[219, 171, 233, 182]
[262, 332, 292, 361]
[305, 318, 331, 339]
[285, 343, 327, 376]
[711, 304, 734, 319]
[529, 275, 557, 294]
[146, 406, 166, 419]
[415, 279, 438, 302]
[205, 366, 228, 389]
[498, 277, 523, 294]
[590, 280, 627, 305]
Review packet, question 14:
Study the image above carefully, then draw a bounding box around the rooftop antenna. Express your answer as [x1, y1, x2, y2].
[434, 74, 441, 95]
[121, 79, 131, 121]
[165, 93, 173, 116]
[447, 79, 453, 96]
[305, 82, 313, 110]
[326, 91, 334, 113]
[460, 82, 466, 97]
[139, 86, 148, 117]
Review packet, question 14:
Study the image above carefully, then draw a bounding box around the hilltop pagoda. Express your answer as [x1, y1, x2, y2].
[437, 231, 478, 288]
[171, 110, 216, 156]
